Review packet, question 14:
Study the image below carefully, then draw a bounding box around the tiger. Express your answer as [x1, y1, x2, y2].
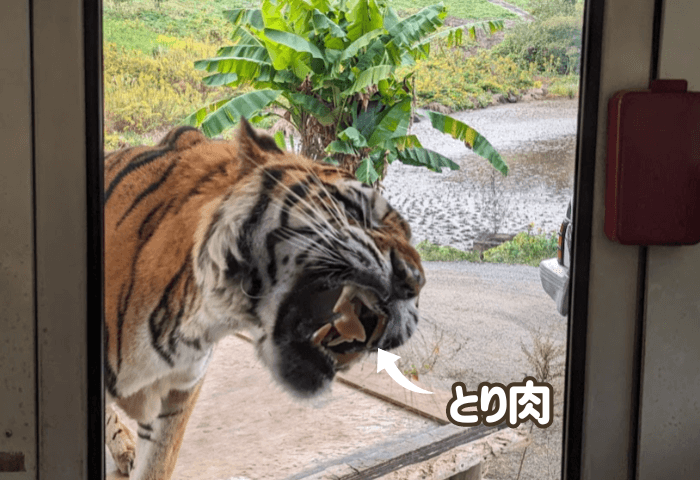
[103, 119, 425, 479]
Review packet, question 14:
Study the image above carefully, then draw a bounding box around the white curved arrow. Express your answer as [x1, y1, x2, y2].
[376, 349, 433, 394]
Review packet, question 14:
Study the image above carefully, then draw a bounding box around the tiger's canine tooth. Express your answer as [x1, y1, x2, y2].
[333, 301, 366, 343]
[311, 323, 333, 346]
[355, 290, 378, 312]
[368, 314, 387, 346]
[332, 285, 357, 314]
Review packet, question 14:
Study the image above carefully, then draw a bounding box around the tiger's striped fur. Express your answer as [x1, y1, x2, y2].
[104, 119, 425, 479]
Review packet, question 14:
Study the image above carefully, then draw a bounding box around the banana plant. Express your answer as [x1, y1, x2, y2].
[185, 0, 508, 183]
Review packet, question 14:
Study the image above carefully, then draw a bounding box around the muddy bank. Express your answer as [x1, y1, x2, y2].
[383, 99, 578, 251]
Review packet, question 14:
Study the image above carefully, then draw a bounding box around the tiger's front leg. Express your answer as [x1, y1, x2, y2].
[128, 379, 205, 480]
[106, 404, 136, 476]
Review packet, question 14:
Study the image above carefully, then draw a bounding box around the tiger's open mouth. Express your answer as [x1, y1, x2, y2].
[306, 285, 388, 366]
[271, 277, 396, 394]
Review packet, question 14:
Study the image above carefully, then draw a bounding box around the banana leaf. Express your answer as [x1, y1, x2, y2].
[393, 147, 459, 172]
[427, 111, 508, 175]
[355, 155, 381, 184]
[185, 89, 282, 138]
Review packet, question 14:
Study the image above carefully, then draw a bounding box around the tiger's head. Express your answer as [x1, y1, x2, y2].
[193, 119, 424, 396]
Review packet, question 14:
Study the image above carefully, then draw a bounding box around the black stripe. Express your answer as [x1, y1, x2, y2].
[265, 230, 283, 285]
[105, 146, 136, 173]
[105, 126, 196, 203]
[390, 249, 408, 282]
[137, 422, 152, 431]
[173, 162, 228, 216]
[138, 200, 174, 240]
[137, 432, 153, 442]
[104, 326, 119, 398]
[246, 268, 263, 301]
[279, 181, 310, 227]
[148, 261, 189, 367]
[242, 118, 283, 153]
[157, 409, 183, 419]
[181, 337, 202, 350]
[158, 125, 200, 147]
[168, 294, 188, 357]
[348, 230, 382, 267]
[112, 430, 122, 441]
[105, 147, 169, 203]
[198, 206, 224, 271]
[116, 160, 178, 227]
[237, 168, 284, 263]
[331, 189, 367, 226]
[116, 200, 173, 371]
[295, 248, 310, 266]
[116, 281, 131, 372]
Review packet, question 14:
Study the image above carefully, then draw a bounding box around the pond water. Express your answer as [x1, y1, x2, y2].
[383, 99, 578, 251]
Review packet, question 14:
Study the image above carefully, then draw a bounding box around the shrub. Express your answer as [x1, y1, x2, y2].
[415, 240, 482, 262]
[103, 36, 245, 135]
[482, 231, 557, 266]
[413, 49, 535, 109]
[548, 73, 580, 98]
[494, 14, 582, 75]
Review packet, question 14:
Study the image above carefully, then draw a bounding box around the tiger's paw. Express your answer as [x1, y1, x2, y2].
[112, 442, 136, 477]
[105, 405, 137, 476]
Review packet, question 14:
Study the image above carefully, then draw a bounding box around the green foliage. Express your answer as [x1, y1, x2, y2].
[103, 17, 162, 53]
[494, 13, 582, 75]
[502, 0, 532, 9]
[102, 0, 579, 157]
[547, 73, 579, 98]
[482, 231, 558, 266]
[103, 36, 246, 137]
[417, 230, 557, 266]
[414, 49, 535, 109]
[388, 0, 517, 20]
[528, 0, 581, 20]
[415, 240, 482, 262]
[187, 0, 508, 183]
[103, 0, 252, 45]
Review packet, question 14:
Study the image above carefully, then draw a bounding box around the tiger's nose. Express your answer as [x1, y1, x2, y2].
[390, 249, 425, 300]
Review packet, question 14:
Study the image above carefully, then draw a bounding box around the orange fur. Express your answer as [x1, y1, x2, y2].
[103, 121, 424, 479]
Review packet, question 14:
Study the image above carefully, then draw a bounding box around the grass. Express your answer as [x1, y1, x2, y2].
[504, 0, 532, 10]
[103, 16, 163, 54]
[388, 0, 517, 19]
[416, 230, 557, 266]
[104, 0, 253, 49]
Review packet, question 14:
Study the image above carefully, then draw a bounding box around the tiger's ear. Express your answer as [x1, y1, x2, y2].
[237, 117, 283, 176]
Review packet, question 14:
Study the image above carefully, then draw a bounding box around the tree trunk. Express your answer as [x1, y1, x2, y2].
[300, 113, 335, 161]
